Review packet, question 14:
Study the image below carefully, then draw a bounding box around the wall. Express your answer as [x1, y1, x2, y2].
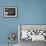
[0, 0, 18, 44]
[0, 0, 46, 44]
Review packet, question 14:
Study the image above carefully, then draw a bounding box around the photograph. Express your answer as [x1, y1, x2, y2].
[4, 6, 17, 17]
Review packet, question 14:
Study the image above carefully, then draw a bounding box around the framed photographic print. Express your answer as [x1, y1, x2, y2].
[4, 6, 17, 17]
